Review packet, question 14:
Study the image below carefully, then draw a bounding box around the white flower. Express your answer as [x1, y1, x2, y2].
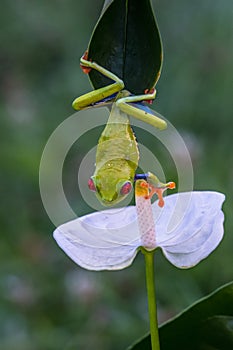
[53, 191, 225, 271]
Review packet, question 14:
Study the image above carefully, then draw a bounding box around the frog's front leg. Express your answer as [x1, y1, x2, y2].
[72, 52, 124, 110]
[116, 89, 167, 130]
[135, 172, 176, 207]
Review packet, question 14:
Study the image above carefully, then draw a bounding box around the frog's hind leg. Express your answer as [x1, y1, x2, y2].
[116, 89, 167, 130]
[72, 53, 124, 110]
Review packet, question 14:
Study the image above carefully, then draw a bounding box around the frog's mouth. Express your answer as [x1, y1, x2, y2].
[95, 191, 127, 207]
[96, 193, 119, 207]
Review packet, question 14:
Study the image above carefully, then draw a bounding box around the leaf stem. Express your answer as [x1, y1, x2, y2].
[143, 249, 160, 350]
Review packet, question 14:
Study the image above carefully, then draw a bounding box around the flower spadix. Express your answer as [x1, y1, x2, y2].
[135, 178, 175, 251]
[53, 185, 225, 271]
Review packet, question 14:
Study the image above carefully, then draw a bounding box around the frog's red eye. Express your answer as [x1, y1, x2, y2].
[88, 178, 96, 192]
[120, 181, 132, 195]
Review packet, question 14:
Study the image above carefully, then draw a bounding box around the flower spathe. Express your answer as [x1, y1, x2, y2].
[53, 191, 225, 271]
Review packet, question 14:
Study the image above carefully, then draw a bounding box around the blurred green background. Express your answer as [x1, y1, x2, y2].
[0, 0, 232, 349]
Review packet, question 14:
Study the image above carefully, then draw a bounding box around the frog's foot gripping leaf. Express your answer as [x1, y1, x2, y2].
[135, 172, 176, 207]
[80, 50, 92, 74]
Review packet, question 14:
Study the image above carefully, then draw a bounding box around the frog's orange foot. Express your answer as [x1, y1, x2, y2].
[80, 50, 92, 74]
[144, 88, 155, 104]
[146, 187, 165, 207]
[146, 182, 176, 207]
[135, 180, 150, 197]
[167, 182, 176, 190]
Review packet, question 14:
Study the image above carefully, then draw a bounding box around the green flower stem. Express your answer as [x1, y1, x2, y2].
[143, 249, 160, 350]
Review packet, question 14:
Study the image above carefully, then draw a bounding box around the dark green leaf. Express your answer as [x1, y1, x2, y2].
[88, 0, 162, 94]
[127, 281, 233, 350]
[200, 316, 233, 349]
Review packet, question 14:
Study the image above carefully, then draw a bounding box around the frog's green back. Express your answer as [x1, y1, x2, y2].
[93, 102, 139, 205]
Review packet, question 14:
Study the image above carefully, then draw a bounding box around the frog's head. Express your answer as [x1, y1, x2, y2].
[88, 173, 133, 206]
